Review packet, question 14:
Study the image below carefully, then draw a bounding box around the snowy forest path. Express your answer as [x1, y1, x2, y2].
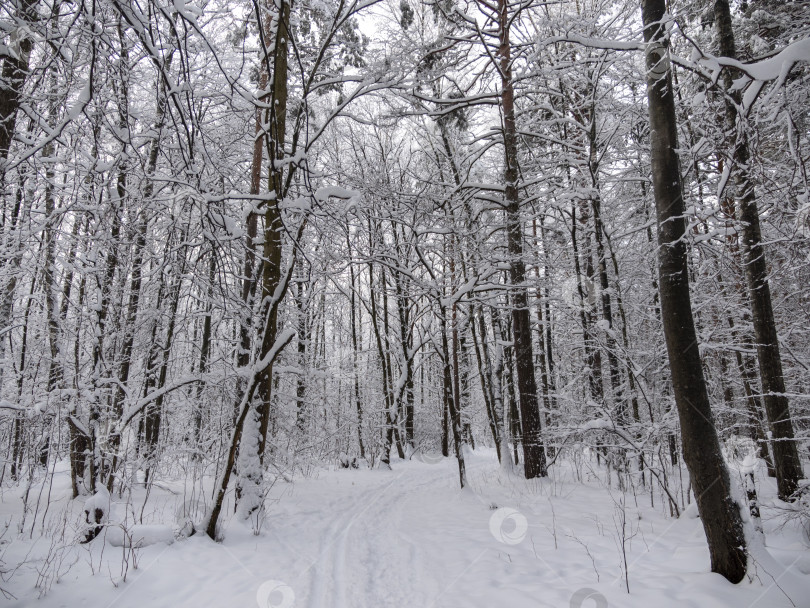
[7, 451, 809, 608]
[289, 461, 461, 608]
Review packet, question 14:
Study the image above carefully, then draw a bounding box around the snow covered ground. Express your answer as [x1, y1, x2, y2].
[2, 449, 809, 607]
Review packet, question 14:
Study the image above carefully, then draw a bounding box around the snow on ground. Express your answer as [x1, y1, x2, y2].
[2, 449, 809, 607]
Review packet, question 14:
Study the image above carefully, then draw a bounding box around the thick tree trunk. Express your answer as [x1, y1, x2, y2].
[367, 242, 393, 467]
[380, 264, 405, 460]
[642, 0, 746, 583]
[392, 264, 415, 452]
[255, 122, 286, 464]
[204, 327, 295, 539]
[0, 0, 37, 168]
[714, 0, 803, 501]
[235, 81, 267, 409]
[236, 0, 292, 519]
[497, 0, 546, 479]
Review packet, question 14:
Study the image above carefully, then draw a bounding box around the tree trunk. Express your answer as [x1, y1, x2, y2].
[193, 252, 217, 447]
[366, 235, 395, 467]
[440, 308, 467, 488]
[497, 0, 546, 479]
[142, 230, 187, 483]
[0, 0, 37, 168]
[294, 274, 309, 433]
[392, 262, 415, 452]
[11, 276, 36, 481]
[714, 0, 803, 501]
[642, 0, 746, 583]
[346, 233, 366, 459]
[380, 262, 405, 460]
[237, 0, 292, 519]
[471, 304, 502, 461]
[235, 78, 268, 408]
[642, 0, 747, 582]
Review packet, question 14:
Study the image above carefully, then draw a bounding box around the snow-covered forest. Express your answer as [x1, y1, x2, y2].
[1, 0, 809, 605]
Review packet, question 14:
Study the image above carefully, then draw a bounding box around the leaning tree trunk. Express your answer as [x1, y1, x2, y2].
[642, 0, 746, 583]
[497, 0, 546, 479]
[714, 0, 803, 501]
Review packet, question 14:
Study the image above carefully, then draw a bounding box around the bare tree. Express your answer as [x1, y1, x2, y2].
[641, 0, 746, 583]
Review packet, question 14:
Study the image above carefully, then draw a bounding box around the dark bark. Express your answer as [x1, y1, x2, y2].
[440, 309, 467, 488]
[0, 0, 37, 168]
[392, 261, 415, 451]
[497, 0, 546, 479]
[346, 233, 366, 458]
[235, 80, 267, 411]
[366, 237, 395, 467]
[294, 275, 309, 433]
[380, 263, 405, 460]
[714, 0, 803, 501]
[204, 328, 295, 540]
[471, 305, 502, 461]
[642, 0, 746, 583]
[494, 308, 521, 465]
[254, 0, 291, 470]
[531, 219, 553, 434]
[142, 233, 187, 483]
[11, 276, 36, 481]
[570, 205, 603, 406]
[591, 194, 623, 420]
[193, 252, 217, 446]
